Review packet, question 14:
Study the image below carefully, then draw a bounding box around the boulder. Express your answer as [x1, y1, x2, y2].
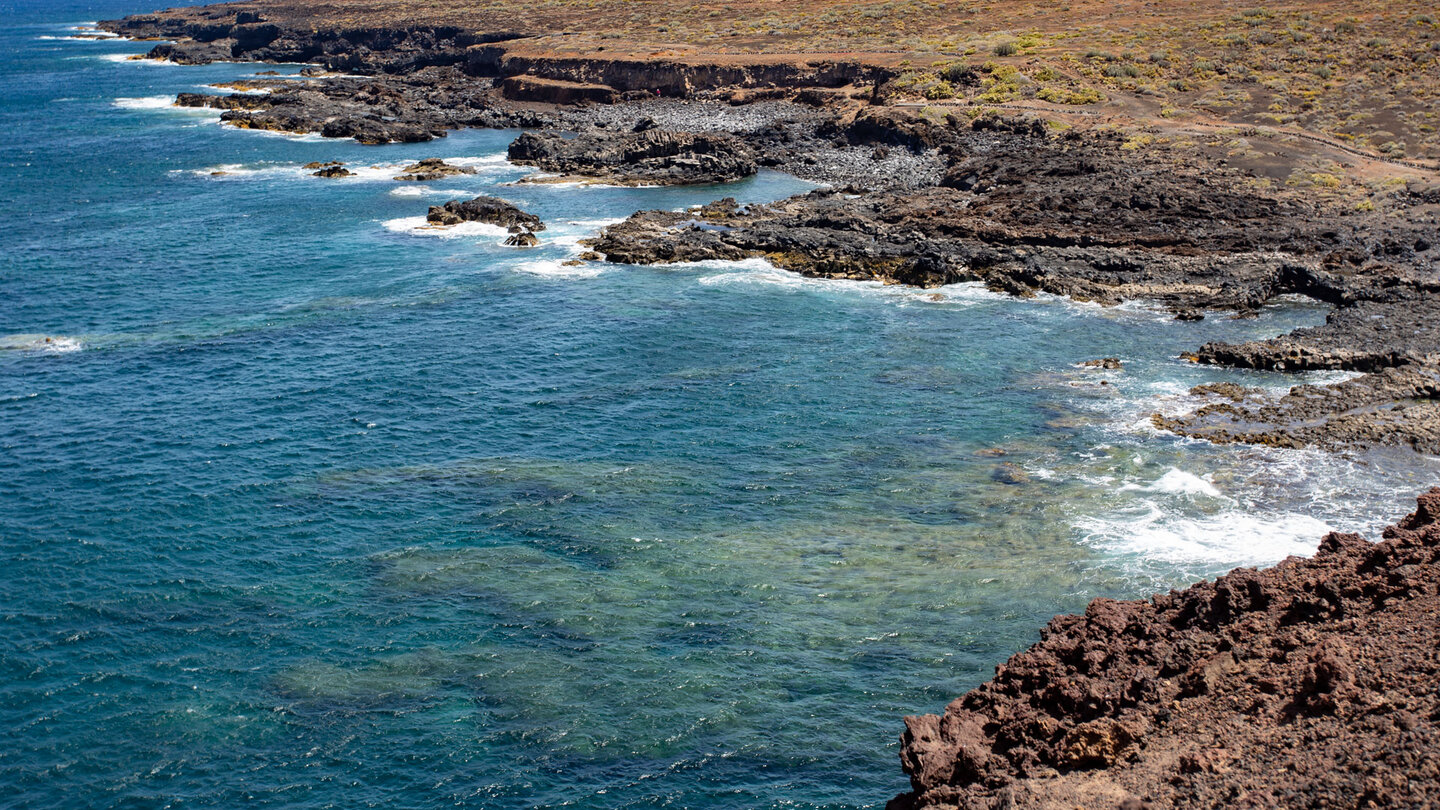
[394, 158, 477, 181]
[425, 196, 545, 232]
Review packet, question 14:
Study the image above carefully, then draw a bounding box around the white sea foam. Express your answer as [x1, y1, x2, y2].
[446, 154, 512, 169]
[544, 219, 625, 248]
[381, 216, 507, 239]
[1126, 468, 1223, 498]
[42, 26, 122, 40]
[199, 83, 272, 95]
[0, 334, 83, 354]
[112, 95, 176, 110]
[98, 53, 174, 64]
[513, 260, 606, 279]
[182, 163, 299, 180]
[221, 123, 327, 141]
[696, 262, 822, 289]
[1076, 504, 1330, 567]
[386, 185, 471, 197]
[693, 261, 1006, 307]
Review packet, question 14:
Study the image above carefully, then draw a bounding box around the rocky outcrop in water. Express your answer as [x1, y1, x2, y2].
[890, 488, 1440, 810]
[507, 128, 757, 186]
[426, 196, 545, 234]
[1157, 364, 1440, 454]
[394, 158, 476, 181]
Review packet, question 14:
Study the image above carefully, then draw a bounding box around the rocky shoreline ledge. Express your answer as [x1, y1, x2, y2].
[98, 4, 1440, 805]
[891, 489, 1440, 809]
[101, 5, 1440, 456]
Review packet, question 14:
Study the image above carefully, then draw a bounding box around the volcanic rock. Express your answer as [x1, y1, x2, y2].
[890, 489, 1440, 810]
[507, 129, 757, 186]
[394, 158, 477, 181]
[425, 196, 545, 232]
[311, 162, 352, 177]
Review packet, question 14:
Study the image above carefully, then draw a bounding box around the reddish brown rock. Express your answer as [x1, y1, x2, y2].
[890, 489, 1440, 810]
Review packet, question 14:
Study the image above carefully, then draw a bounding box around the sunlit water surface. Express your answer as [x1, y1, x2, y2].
[3, 4, 1436, 807]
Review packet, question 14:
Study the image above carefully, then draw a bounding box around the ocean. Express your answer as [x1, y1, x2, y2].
[2, 2, 1436, 807]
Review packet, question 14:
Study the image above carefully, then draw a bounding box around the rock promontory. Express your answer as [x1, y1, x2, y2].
[890, 489, 1440, 810]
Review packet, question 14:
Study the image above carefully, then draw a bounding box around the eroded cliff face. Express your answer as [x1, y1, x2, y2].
[889, 489, 1440, 810]
[100, 6, 883, 99]
[104, 11, 519, 71]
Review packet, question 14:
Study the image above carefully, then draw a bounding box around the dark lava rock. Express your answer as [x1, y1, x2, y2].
[309, 162, 353, 178]
[1081, 358, 1123, 370]
[394, 158, 477, 181]
[507, 128, 757, 186]
[175, 91, 271, 111]
[890, 489, 1440, 810]
[504, 232, 540, 247]
[426, 196, 545, 232]
[167, 72, 555, 145]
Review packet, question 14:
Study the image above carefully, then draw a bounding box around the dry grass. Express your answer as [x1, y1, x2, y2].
[176, 0, 1440, 159]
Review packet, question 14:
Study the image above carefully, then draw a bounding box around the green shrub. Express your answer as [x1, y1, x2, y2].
[994, 40, 1018, 57]
[1104, 63, 1141, 78]
[941, 63, 977, 83]
[924, 80, 956, 99]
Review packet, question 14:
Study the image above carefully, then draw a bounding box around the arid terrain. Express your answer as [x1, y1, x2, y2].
[106, 0, 1440, 167]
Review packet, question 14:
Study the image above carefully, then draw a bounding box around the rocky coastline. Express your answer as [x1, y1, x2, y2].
[890, 489, 1440, 809]
[102, 4, 1440, 456]
[99, 3, 1440, 805]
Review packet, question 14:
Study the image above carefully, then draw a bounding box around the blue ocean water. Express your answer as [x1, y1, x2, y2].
[3, 4, 1437, 807]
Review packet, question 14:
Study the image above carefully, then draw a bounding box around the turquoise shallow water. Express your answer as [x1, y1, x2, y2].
[3, 4, 1438, 808]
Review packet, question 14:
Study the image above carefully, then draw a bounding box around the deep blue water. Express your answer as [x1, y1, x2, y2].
[3, 3, 1437, 808]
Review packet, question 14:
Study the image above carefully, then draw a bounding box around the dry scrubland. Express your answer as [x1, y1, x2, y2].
[225, 0, 1440, 165]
